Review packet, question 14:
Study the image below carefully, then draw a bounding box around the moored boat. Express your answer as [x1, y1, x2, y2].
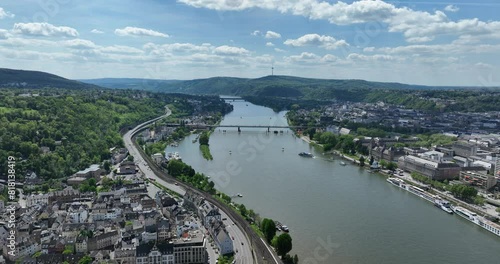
[298, 152, 313, 157]
[453, 206, 500, 237]
[434, 197, 453, 214]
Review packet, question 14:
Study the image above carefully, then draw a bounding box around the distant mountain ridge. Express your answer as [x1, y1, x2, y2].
[0, 68, 98, 89]
[1, 68, 496, 96]
[81, 75, 494, 99]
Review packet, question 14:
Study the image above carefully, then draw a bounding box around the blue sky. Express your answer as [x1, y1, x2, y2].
[0, 0, 499, 86]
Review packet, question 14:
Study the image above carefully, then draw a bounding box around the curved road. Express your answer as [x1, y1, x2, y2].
[123, 107, 282, 264]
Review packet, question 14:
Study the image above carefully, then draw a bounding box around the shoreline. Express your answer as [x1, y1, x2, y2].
[298, 134, 500, 221]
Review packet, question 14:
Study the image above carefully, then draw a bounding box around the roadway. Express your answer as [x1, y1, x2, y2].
[220, 210, 253, 264]
[123, 107, 281, 264]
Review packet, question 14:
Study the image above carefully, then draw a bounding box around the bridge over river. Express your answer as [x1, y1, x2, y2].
[164, 123, 324, 132]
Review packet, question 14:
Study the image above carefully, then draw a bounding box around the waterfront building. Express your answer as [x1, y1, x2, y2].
[460, 171, 497, 191]
[398, 155, 461, 180]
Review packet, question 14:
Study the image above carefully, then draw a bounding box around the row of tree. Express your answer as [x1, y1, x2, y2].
[261, 218, 298, 263]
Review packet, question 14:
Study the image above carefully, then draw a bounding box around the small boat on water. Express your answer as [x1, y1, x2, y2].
[275, 221, 290, 232]
[298, 152, 314, 158]
[237, 193, 243, 197]
[434, 197, 453, 214]
[340, 161, 346, 166]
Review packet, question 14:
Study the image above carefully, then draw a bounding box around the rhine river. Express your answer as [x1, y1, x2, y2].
[166, 99, 500, 263]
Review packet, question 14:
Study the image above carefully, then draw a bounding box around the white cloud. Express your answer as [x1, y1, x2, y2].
[363, 47, 375, 52]
[0, 7, 14, 19]
[0, 37, 55, 47]
[377, 43, 500, 56]
[251, 30, 261, 36]
[0, 29, 11, 39]
[12, 23, 78, 37]
[115, 26, 168, 38]
[321, 54, 338, 63]
[284, 52, 339, 65]
[474, 62, 493, 70]
[100, 45, 143, 54]
[444, 5, 459, 12]
[179, 0, 500, 43]
[213, 45, 249, 56]
[265, 31, 281, 39]
[90, 29, 104, 34]
[266, 42, 274, 47]
[63, 39, 96, 49]
[144, 42, 213, 54]
[347, 53, 400, 62]
[284, 34, 349, 50]
[285, 52, 320, 64]
[274, 48, 286, 53]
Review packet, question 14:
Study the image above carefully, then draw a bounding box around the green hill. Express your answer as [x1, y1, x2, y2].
[82, 75, 494, 100]
[0, 68, 98, 89]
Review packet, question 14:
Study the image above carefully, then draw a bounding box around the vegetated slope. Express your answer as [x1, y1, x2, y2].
[0, 68, 99, 89]
[80, 78, 182, 90]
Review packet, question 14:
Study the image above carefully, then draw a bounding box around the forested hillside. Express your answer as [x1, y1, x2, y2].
[0, 89, 227, 180]
[0, 68, 98, 89]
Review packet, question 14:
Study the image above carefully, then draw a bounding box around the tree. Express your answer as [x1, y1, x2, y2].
[62, 245, 73, 255]
[199, 131, 210, 146]
[273, 233, 292, 258]
[127, 155, 134, 161]
[239, 204, 247, 217]
[248, 209, 256, 219]
[386, 162, 398, 171]
[261, 218, 276, 243]
[103, 160, 111, 173]
[450, 184, 478, 201]
[379, 159, 388, 169]
[359, 156, 365, 167]
[474, 196, 485, 205]
[78, 255, 92, 264]
[496, 207, 500, 215]
[369, 156, 374, 165]
[306, 128, 316, 139]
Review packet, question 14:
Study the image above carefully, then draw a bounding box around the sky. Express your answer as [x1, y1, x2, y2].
[0, 0, 500, 86]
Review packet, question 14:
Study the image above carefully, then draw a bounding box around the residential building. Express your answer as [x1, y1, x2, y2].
[119, 161, 138, 175]
[460, 171, 497, 190]
[207, 220, 233, 256]
[115, 246, 136, 264]
[88, 230, 120, 251]
[135, 243, 175, 264]
[198, 201, 221, 227]
[173, 230, 207, 264]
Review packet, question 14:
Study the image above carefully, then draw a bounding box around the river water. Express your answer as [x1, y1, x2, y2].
[166, 100, 500, 264]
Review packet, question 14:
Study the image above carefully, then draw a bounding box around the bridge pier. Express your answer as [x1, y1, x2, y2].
[238, 126, 241, 133]
[267, 127, 270, 133]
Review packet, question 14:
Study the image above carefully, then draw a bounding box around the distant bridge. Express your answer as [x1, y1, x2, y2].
[162, 123, 323, 132]
[222, 98, 246, 101]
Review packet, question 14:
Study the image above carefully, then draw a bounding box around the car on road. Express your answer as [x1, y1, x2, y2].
[232, 236, 234, 240]
[241, 242, 243, 245]
[174, 182, 178, 185]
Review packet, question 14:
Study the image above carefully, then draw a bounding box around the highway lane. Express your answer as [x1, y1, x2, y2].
[123, 106, 276, 263]
[123, 107, 186, 195]
[221, 210, 252, 264]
